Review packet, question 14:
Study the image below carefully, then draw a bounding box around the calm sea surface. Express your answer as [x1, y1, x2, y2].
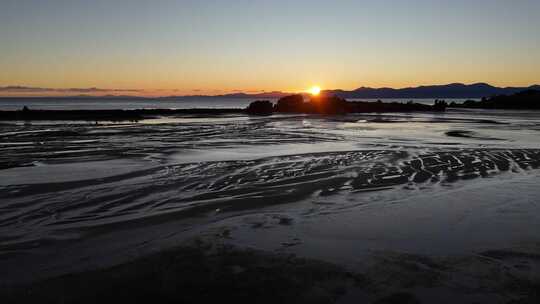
[0, 97, 472, 110]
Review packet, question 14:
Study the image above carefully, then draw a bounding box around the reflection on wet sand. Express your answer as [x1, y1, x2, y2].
[1, 148, 540, 250]
[2, 110, 540, 302]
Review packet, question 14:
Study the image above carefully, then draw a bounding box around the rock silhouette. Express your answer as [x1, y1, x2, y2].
[310, 95, 349, 114]
[274, 94, 305, 113]
[266, 94, 446, 114]
[246, 100, 274, 115]
[450, 90, 540, 109]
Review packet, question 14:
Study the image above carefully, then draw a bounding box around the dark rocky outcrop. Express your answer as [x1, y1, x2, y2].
[449, 90, 540, 110]
[309, 95, 349, 114]
[245, 100, 274, 115]
[274, 94, 305, 113]
[346, 99, 446, 113]
[273, 95, 350, 114]
[272, 94, 446, 115]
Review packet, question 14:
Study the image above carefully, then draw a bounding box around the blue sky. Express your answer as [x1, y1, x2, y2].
[1, 0, 539, 95]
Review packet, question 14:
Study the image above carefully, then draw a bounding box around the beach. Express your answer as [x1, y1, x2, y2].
[2, 108, 540, 303]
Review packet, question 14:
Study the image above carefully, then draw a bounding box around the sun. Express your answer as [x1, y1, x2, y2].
[309, 86, 321, 96]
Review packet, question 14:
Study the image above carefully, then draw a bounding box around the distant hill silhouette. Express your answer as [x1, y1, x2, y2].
[325, 83, 540, 99]
[1, 83, 539, 100]
[168, 83, 540, 99]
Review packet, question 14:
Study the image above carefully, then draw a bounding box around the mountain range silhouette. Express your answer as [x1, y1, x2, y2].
[183, 83, 540, 99]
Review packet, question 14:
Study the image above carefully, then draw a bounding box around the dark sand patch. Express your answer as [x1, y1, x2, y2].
[445, 130, 505, 140]
[357, 249, 540, 303]
[445, 130, 475, 138]
[3, 241, 540, 303]
[0, 240, 363, 304]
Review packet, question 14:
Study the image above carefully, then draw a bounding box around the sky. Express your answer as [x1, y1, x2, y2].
[1, 0, 539, 96]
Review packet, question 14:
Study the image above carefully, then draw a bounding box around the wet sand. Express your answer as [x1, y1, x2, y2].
[1, 239, 361, 304]
[2, 237, 539, 303]
[2, 148, 539, 250]
[2, 110, 540, 302]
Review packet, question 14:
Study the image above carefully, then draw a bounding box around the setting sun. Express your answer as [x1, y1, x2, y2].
[309, 86, 321, 96]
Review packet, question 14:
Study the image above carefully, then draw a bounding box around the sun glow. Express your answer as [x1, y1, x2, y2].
[309, 86, 321, 96]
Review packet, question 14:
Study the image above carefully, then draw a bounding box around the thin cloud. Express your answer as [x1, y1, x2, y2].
[0, 86, 51, 93]
[0, 86, 142, 94]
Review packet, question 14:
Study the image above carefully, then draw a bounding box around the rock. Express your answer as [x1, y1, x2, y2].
[433, 99, 447, 111]
[274, 94, 306, 113]
[310, 95, 349, 114]
[449, 89, 540, 109]
[246, 100, 274, 115]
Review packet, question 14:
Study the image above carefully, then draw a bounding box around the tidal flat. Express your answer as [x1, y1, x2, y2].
[2, 109, 540, 303]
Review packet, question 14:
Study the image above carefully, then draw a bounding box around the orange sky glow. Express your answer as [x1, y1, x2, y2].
[1, 1, 539, 97]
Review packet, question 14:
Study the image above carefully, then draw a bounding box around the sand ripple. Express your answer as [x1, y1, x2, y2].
[1, 148, 539, 251]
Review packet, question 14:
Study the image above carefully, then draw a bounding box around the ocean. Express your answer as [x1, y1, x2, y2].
[0, 97, 472, 110]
